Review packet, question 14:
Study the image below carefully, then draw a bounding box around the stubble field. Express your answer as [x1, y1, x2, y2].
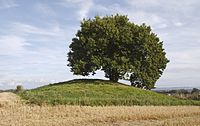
[0, 92, 200, 126]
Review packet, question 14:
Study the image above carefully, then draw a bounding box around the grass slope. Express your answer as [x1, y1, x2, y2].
[19, 79, 200, 106]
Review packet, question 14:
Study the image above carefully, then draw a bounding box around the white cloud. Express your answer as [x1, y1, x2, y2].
[174, 22, 184, 27]
[168, 49, 200, 64]
[0, 0, 18, 9]
[125, 0, 160, 7]
[91, 1, 198, 31]
[126, 0, 198, 9]
[62, 0, 94, 20]
[0, 79, 52, 89]
[0, 21, 68, 57]
[0, 35, 30, 56]
[88, 2, 168, 29]
[11, 22, 65, 37]
[78, 0, 93, 20]
[34, 3, 56, 16]
[157, 23, 168, 29]
[128, 11, 167, 27]
[0, 20, 71, 89]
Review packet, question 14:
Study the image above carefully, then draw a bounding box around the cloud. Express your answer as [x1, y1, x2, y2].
[0, 20, 72, 58]
[12, 22, 65, 37]
[0, 20, 71, 89]
[0, 35, 30, 56]
[62, 0, 94, 20]
[128, 11, 167, 28]
[34, 3, 56, 16]
[157, 23, 168, 29]
[88, 2, 168, 29]
[0, 0, 18, 9]
[174, 22, 184, 27]
[89, 0, 200, 30]
[78, 0, 93, 20]
[0, 22, 67, 56]
[0, 79, 55, 89]
[125, 0, 198, 10]
[172, 52, 199, 63]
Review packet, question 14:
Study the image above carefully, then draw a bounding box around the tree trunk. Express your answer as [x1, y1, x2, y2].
[109, 71, 119, 82]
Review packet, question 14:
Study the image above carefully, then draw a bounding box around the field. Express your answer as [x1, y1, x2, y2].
[0, 92, 200, 126]
[19, 79, 200, 106]
[1, 80, 200, 125]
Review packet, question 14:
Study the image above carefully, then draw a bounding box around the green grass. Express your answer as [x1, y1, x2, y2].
[18, 79, 200, 106]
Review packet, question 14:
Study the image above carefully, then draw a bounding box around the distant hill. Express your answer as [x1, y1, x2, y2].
[18, 79, 200, 106]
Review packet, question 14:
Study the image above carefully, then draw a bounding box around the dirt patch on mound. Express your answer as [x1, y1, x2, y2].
[0, 92, 21, 107]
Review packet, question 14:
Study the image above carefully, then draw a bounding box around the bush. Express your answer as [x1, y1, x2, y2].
[191, 88, 200, 94]
[16, 85, 24, 93]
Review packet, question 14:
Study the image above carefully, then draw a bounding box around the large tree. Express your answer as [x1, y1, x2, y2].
[68, 14, 169, 89]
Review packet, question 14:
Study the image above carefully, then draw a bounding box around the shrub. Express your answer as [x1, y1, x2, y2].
[16, 85, 24, 93]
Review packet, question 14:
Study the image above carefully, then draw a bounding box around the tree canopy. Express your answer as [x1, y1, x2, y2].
[67, 14, 169, 89]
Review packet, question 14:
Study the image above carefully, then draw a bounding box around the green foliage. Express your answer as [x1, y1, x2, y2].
[67, 14, 169, 89]
[191, 88, 200, 94]
[18, 79, 200, 106]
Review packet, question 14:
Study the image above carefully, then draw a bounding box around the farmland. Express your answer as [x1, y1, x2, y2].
[0, 92, 199, 126]
[1, 79, 200, 126]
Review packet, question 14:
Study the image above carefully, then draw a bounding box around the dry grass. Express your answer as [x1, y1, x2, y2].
[0, 92, 200, 126]
[0, 92, 21, 107]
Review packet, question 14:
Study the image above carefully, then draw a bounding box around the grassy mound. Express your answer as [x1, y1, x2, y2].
[18, 79, 200, 106]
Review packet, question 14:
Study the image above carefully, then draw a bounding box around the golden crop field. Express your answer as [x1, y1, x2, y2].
[0, 92, 200, 126]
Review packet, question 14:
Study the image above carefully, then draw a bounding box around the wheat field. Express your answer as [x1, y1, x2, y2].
[0, 92, 200, 126]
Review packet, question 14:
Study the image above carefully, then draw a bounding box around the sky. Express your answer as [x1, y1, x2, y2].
[0, 0, 200, 89]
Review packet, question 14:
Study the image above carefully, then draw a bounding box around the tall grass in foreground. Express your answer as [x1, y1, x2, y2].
[1, 104, 200, 126]
[18, 79, 200, 106]
[0, 92, 200, 126]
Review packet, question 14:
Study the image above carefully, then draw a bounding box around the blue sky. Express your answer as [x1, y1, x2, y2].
[0, 0, 200, 89]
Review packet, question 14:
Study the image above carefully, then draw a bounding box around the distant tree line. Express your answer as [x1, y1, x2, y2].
[156, 88, 200, 100]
